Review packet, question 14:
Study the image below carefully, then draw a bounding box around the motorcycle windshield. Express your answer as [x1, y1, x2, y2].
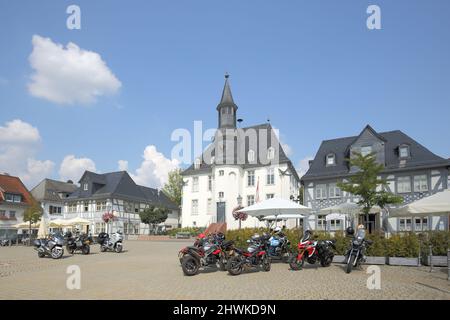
[355, 229, 366, 241]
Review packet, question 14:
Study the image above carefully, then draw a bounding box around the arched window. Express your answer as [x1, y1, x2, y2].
[248, 150, 255, 162]
[326, 153, 336, 166]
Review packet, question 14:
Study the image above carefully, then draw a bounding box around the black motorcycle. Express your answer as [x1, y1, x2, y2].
[33, 233, 64, 259]
[65, 231, 91, 255]
[344, 227, 373, 274]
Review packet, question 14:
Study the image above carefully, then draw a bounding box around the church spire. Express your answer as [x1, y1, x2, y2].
[219, 73, 235, 105]
[217, 73, 238, 129]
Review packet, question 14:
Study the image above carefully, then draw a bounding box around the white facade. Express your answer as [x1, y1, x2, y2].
[182, 163, 300, 229]
[63, 198, 180, 236]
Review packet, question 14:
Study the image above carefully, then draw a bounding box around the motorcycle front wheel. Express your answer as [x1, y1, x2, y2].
[100, 245, 107, 252]
[227, 256, 243, 276]
[81, 245, 90, 255]
[346, 255, 356, 274]
[51, 247, 64, 259]
[37, 251, 45, 258]
[114, 244, 123, 253]
[181, 255, 200, 276]
[289, 254, 305, 271]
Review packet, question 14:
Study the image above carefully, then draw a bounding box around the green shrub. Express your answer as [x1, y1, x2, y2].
[168, 227, 206, 237]
[419, 231, 450, 256]
[386, 233, 420, 257]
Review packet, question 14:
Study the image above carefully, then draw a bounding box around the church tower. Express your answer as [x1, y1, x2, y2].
[217, 73, 238, 129]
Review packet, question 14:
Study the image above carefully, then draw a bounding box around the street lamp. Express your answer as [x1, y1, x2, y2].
[237, 195, 242, 206]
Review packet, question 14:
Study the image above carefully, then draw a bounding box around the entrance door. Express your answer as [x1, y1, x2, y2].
[360, 214, 378, 234]
[217, 202, 226, 223]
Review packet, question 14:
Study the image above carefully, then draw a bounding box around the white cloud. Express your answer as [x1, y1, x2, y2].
[118, 160, 128, 171]
[297, 156, 314, 178]
[28, 35, 121, 105]
[130, 145, 180, 188]
[59, 155, 96, 182]
[0, 119, 55, 187]
[0, 119, 40, 143]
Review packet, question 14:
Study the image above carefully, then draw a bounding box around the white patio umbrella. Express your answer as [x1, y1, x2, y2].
[48, 218, 72, 227]
[263, 214, 305, 221]
[390, 189, 450, 217]
[237, 198, 311, 221]
[13, 221, 40, 229]
[67, 217, 91, 226]
[37, 216, 49, 239]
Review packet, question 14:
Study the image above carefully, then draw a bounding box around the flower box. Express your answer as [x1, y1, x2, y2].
[363, 256, 386, 265]
[423, 256, 448, 267]
[387, 257, 420, 266]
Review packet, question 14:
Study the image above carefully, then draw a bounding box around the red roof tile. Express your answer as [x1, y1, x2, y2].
[0, 174, 34, 206]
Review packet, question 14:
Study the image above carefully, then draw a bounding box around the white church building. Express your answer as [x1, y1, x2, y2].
[181, 75, 300, 230]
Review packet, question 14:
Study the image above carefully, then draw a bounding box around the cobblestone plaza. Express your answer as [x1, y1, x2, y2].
[0, 240, 449, 300]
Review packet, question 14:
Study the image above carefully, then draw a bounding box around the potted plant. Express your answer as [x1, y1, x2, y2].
[421, 231, 449, 267]
[102, 212, 116, 233]
[364, 233, 387, 265]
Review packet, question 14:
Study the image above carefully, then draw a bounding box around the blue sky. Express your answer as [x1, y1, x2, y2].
[0, 0, 449, 188]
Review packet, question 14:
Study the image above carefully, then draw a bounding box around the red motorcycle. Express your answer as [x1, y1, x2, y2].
[227, 233, 271, 276]
[289, 230, 335, 270]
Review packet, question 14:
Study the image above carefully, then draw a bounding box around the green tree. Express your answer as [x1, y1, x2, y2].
[139, 205, 169, 235]
[23, 201, 43, 244]
[337, 152, 403, 228]
[162, 169, 183, 207]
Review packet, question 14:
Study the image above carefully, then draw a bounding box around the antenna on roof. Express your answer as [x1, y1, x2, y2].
[237, 118, 243, 127]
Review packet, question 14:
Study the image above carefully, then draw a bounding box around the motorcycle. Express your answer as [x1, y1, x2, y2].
[289, 230, 335, 270]
[98, 231, 123, 253]
[267, 228, 291, 262]
[180, 233, 233, 276]
[226, 233, 271, 276]
[0, 238, 10, 246]
[65, 231, 91, 255]
[33, 233, 64, 259]
[344, 227, 373, 274]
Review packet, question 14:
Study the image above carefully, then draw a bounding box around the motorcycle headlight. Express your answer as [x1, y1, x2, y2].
[353, 240, 360, 246]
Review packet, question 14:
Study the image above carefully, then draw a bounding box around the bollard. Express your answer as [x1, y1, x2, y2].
[448, 249, 450, 281]
[429, 245, 433, 273]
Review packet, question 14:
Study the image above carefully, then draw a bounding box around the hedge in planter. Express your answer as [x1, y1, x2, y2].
[386, 233, 420, 258]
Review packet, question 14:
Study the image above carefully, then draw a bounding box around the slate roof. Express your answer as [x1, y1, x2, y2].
[302, 128, 450, 180]
[0, 174, 34, 206]
[67, 171, 178, 209]
[31, 179, 78, 202]
[181, 123, 300, 181]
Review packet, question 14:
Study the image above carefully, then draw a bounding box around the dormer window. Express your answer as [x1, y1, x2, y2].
[83, 183, 88, 191]
[361, 146, 373, 157]
[194, 158, 201, 170]
[399, 145, 410, 159]
[326, 153, 336, 166]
